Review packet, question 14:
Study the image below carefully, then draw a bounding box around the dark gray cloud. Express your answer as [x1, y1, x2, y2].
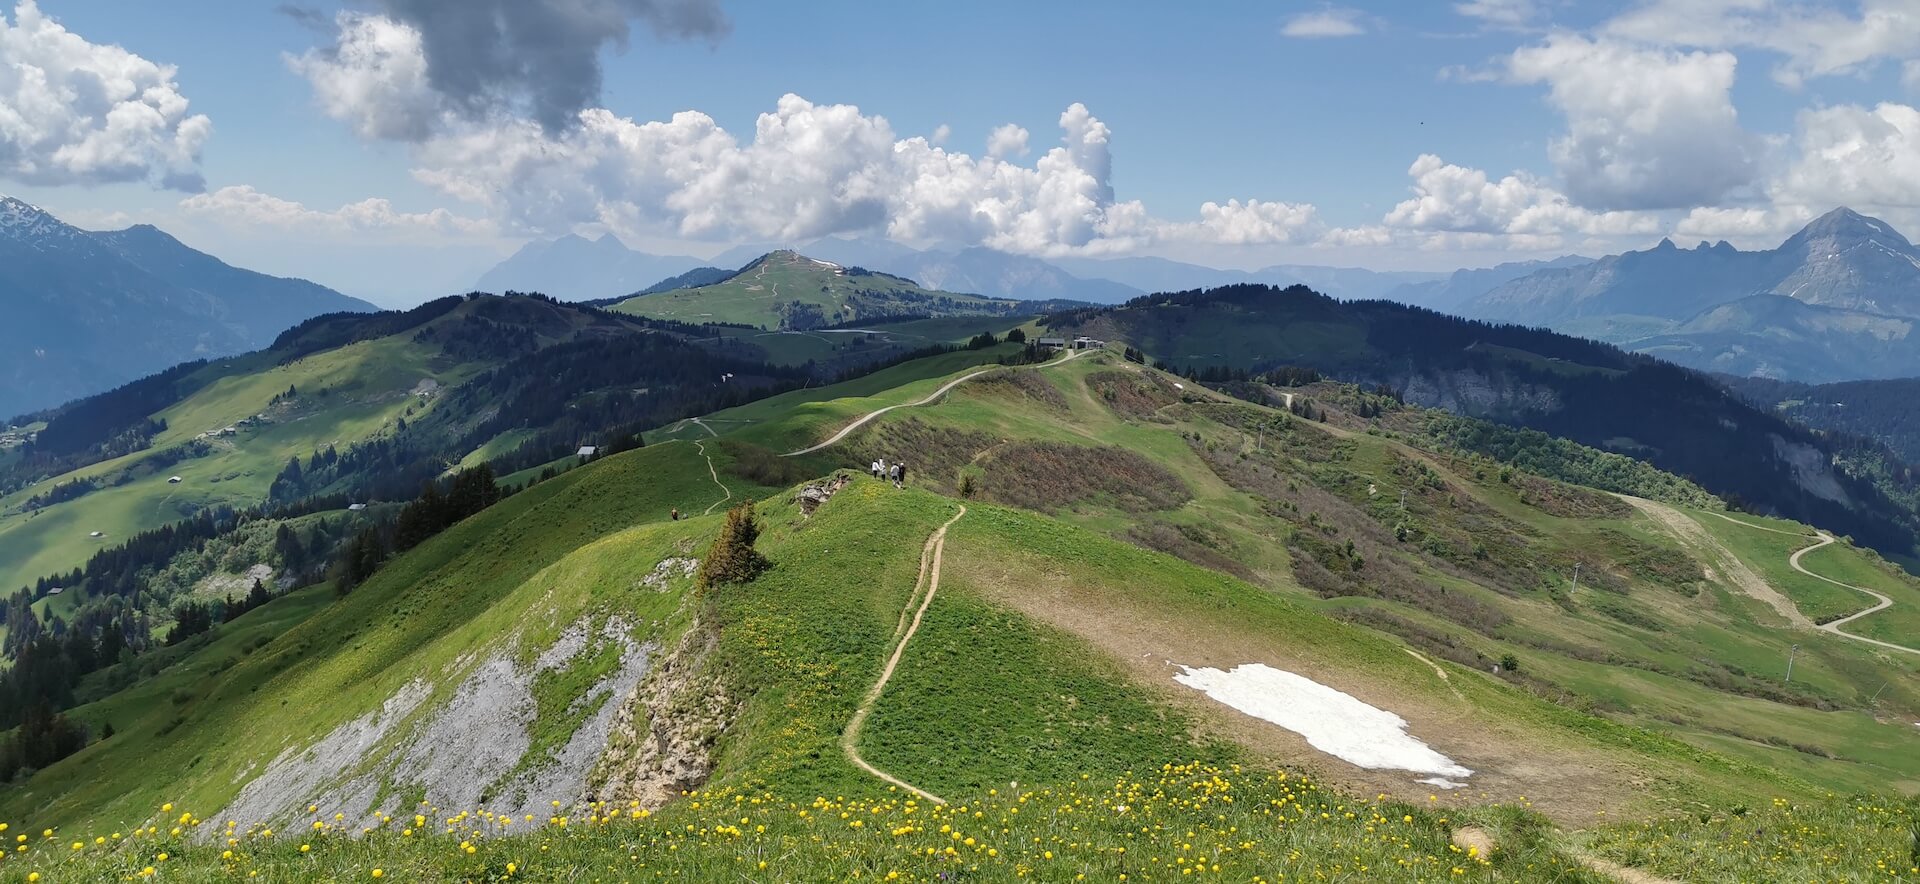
[375, 0, 729, 133]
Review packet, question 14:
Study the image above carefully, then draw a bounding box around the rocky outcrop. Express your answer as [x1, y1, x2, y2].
[795, 473, 852, 516]
[590, 606, 736, 809]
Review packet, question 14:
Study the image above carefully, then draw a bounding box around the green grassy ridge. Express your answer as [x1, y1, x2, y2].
[8, 342, 1920, 882]
[1, 327, 475, 611]
[647, 346, 1024, 453]
[697, 315, 1034, 371]
[1688, 513, 1872, 624]
[1796, 540, 1920, 645]
[786, 354, 1920, 797]
[612, 250, 1013, 329]
[0, 441, 770, 830]
[0, 294, 654, 615]
[699, 481, 958, 800]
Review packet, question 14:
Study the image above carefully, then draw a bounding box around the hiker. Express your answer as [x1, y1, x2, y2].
[670, 508, 681, 521]
[890, 463, 902, 487]
[896, 462, 907, 487]
[871, 459, 882, 479]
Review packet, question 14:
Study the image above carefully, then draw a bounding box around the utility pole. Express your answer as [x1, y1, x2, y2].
[1870, 681, 1889, 703]
[1785, 643, 1800, 683]
[1399, 488, 1408, 510]
[1569, 561, 1581, 595]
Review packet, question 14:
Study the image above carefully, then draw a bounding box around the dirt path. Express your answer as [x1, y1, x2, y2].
[1696, 510, 1807, 536]
[1629, 498, 1920, 655]
[1577, 853, 1684, 884]
[840, 505, 966, 804]
[666, 417, 721, 439]
[1623, 496, 1813, 629]
[692, 440, 732, 516]
[782, 348, 1084, 457]
[1399, 648, 1464, 702]
[1790, 533, 1920, 656]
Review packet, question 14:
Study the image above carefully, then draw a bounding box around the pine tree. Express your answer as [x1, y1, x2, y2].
[697, 500, 770, 589]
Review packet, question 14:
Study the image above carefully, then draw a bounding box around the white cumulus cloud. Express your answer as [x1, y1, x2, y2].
[361, 89, 1311, 255]
[1777, 102, 1920, 209]
[986, 123, 1030, 159]
[1332, 154, 1660, 250]
[0, 0, 211, 191]
[285, 12, 442, 142]
[1508, 34, 1759, 211]
[287, 8, 1320, 256]
[1173, 199, 1322, 245]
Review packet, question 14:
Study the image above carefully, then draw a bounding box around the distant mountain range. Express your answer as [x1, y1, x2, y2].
[0, 197, 375, 419]
[475, 207, 1920, 383]
[477, 234, 1481, 306]
[1461, 208, 1920, 382]
[474, 234, 707, 300]
[610, 249, 1053, 329]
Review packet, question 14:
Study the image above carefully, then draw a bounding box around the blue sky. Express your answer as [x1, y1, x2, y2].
[5, 0, 1920, 304]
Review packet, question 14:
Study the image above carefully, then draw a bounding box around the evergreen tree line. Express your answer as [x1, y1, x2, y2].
[330, 464, 504, 594]
[0, 702, 89, 783]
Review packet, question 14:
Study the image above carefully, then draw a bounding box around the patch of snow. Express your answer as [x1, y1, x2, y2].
[1174, 663, 1472, 780]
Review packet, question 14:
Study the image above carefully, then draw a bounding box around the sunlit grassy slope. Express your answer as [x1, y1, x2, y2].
[612, 250, 1015, 328]
[769, 352, 1920, 798]
[0, 440, 770, 830]
[6, 348, 1919, 883]
[0, 298, 622, 621]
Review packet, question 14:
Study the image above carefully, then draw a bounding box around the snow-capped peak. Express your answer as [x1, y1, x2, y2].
[0, 196, 84, 248]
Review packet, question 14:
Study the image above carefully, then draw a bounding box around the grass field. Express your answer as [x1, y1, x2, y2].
[0, 334, 478, 615]
[613, 251, 1015, 329]
[8, 347, 1920, 882]
[698, 315, 1035, 369]
[1796, 540, 1920, 645]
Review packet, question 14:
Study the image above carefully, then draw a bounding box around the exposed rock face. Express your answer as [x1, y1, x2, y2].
[1389, 369, 1563, 418]
[1770, 434, 1854, 507]
[591, 608, 736, 809]
[211, 617, 654, 831]
[638, 557, 698, 591]
[795, 473, 852, 516]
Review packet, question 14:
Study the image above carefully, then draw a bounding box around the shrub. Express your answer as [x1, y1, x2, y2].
[697, 501, 770, 589]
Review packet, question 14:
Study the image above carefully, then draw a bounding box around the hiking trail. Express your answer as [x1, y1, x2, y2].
[692, 440, 731, 516]
[840, 505, 966, 804]
[1628, 498, 1919, 656]
[782, 348, 1084, 457]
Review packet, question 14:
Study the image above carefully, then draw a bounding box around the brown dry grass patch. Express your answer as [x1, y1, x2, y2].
[978, 441, 1191, 513]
